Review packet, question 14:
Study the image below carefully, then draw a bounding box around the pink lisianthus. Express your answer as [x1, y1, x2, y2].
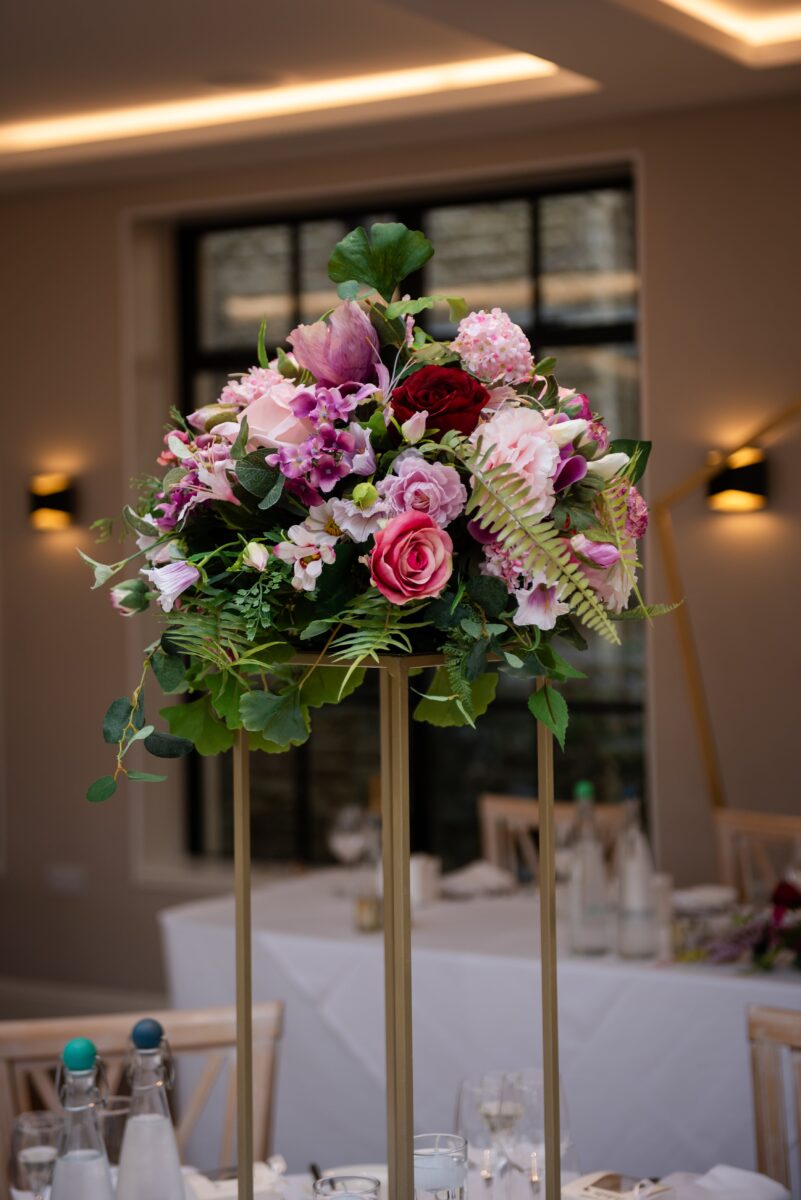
[472, 407, 559, 519]
[288, 301, 380, 387]
[570, 534, 621, 569]
[242, 541, 270, 571]
[513, 575, 571, 630]
[142, 560, 200, 613]
[451, 308, 534, 384]
[378, 451, 466, 528]
[274, 506, 339, 591]
[370, 511, 453, 605]
[330, 495, 387, 542]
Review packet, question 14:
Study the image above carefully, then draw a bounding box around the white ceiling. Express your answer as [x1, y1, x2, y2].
[2, 0, 800, 188]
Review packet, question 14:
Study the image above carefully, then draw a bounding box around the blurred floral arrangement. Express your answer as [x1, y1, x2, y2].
[83, 222, 668, 801]
[703, 878, 801, 972]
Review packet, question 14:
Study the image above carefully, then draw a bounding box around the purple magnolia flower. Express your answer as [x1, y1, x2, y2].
[288, 302, 380, 387]
[142, 560, 200, 613]
[378, 451, 466, 528]
[570, 533, 621, 569]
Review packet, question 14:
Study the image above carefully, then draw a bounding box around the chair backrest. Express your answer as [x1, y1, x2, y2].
[715, 809, 801, 902]
[0, 1002, 283, 1193]
[478, 793, 627, 879]
[748, 1004, 801, 1189]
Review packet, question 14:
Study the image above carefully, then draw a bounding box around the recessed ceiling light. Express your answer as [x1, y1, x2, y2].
[0, 54, 559, 156]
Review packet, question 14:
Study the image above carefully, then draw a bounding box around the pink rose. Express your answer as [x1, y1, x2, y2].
[245, 376, 313, 449]
[369, 511, 453, 605]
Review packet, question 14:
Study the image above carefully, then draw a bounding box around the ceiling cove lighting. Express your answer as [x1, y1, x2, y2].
[29, 472, 77, 531]
[0, 54, 557, 155]
[612, 0, 801, 65]
[706, 446, 768, 512]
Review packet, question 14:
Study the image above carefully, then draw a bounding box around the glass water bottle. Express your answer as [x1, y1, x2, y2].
[568, 781, 610, 954]
[116, 1017, 185, 1200]
[51, 1037, 115, 1200]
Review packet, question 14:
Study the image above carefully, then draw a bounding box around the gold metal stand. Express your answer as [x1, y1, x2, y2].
[536, 683, 560, 1200]
[231, 656, 560, 1200]
[233, 728, 254, 1200]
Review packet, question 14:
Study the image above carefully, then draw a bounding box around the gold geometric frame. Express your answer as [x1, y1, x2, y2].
[231, 655, 560, 1200]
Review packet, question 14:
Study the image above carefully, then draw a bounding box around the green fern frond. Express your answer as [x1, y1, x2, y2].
[328, 593, 429, 682]
[440, 433, 620, 645]
[613, 600, 682, 621]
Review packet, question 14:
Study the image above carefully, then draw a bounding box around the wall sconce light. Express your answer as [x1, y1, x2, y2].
[706, 446, 768, 512]
[29, 471, 77, 530]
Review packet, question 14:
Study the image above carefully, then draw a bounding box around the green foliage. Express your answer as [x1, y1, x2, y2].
[466, 576, 509, 621]
[127, 771, 168, 783]
[610, 439, 652, 485]
[230, 574, 283, 641]
[235, 451, 284, 509]
[151, 649, 186, 693]
[613, 600, 682, 621]
[328, 222, 434, 303]
[441, 432, 620, 645]
[384, 295, 467, 323]
[257, 318, 269, 368]
[414, 668, 498, 728]
[162, 697, 235, 755]
[103, 696, 144, 744]
[299, 666, 366, 708]
[144, 730, 194, 758]
[239, 688, 310, 750]
[528, 684, 569, 750]
[86, 775, 117, 803]
[231, 416, 250, 462]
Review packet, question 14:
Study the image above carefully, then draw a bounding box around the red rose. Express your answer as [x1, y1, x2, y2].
[771, 880, 801, 911]
[391, 365, 490, 438]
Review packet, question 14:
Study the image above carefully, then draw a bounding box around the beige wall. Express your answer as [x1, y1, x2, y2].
[1, 93, 799, 998]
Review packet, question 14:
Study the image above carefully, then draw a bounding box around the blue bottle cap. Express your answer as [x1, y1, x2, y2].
[131, 1017, 164, 1050]
[62, 1037, 97, 1072]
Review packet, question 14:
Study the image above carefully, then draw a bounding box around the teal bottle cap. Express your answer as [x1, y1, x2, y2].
[131, 1017, 164, 1050]
[62, 1036, 97, 1072]
[573, 780, 595, 801]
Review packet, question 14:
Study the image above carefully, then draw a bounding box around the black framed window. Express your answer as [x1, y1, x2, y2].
[176, 178, 642, 869]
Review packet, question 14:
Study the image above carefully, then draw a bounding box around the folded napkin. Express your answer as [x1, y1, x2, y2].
[661, 1164, 790, 1199]
[441, 860, 516, 898]
[672, 885, 736, 915]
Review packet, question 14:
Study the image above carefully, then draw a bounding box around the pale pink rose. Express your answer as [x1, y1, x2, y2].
[288, 301, 379, 387]
[378, 451, 466, 528]
[245, 377, 313, 450]
[472, 407, 559, 519]
[369, 511, 453, 605]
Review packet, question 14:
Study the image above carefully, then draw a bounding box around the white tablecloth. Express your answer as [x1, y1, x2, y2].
[159, 870, 800, 1180]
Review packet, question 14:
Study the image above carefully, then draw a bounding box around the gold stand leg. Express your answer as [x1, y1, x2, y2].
[380, 662, 414, 1200]
[536, 702, 561, 1200]
[233, 729, 254, 1200]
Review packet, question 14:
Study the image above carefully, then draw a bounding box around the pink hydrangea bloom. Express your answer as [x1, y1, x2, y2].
[378, 451, 466, 528]
[471, 407, 559, 519]
[451, 308, 534, 384]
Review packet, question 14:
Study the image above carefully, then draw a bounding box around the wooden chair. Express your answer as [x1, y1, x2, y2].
[0, 1003, 283, 1194]
[479, 793, 627, 879]
[715, 809, 801, 902]
[748, 1005, 801, 1189]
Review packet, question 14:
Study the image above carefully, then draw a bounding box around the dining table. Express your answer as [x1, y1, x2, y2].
[159, 868, 801, 1180]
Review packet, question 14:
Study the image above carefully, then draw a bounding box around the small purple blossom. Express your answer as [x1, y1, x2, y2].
[142, 560, 200, 613]
[291, 385, 361, 425]
[553, 452, 589, 492]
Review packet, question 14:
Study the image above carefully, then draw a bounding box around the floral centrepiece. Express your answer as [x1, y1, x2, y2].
[82, 222, 668, 801]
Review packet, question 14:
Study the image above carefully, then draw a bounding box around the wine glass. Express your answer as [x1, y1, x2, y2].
[502, 1070, 579, 1189]
[12, 1111, 63, 1200]
[455, 1077, 505, 1185]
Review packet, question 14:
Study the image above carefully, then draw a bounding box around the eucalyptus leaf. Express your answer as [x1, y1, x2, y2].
[86, 775, 117, 803]
[127, 770, 168, 782]
[151, 649, 186, 693]
[121, 724, 155, 755]
[78, 549, 120, 590]
[144, 730, 194, 758]
[236, 452, 283, 503]
[123, 505, 157, 537]
[231, 416, 250, 462]
[328, 223, 434, 303]
[103, 697, 134, 744]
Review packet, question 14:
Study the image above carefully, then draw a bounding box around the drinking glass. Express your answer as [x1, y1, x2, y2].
[313, 1175, 380, 1198]
[12, 1111, 63, 1199]
[414, 1133, 467, 1200]
[502, 1070, 579, 1189]
[96, 1094, 131, 1166]
[455, 1078, 502, 1183]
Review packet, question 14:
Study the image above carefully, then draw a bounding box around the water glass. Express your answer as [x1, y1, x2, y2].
[313, 1175, 381, 1198]
[96, 1094, 131, 1166]
[12, 1111, 64, 1199]
[414, 1133, 467, 1200]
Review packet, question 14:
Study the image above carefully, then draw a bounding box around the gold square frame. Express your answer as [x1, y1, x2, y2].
[231, 656, 561, 1200]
